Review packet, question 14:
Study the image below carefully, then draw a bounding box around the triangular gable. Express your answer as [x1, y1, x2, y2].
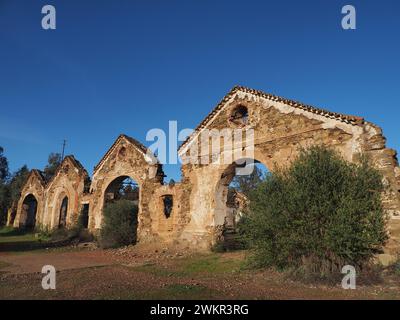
[178, 85, 364, 155]
[93, 134, 159, 175]
[21, 169, 46, 192]
[45, 155, 89, 188]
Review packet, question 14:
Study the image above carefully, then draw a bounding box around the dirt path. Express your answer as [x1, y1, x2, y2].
[0, 248, 115, 275]
[1, 244, 400, 300]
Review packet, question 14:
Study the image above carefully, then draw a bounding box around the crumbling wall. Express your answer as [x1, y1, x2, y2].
[88, 135, 163, 242]
[178, 87, 400, 250]
[11, 87, 400, 255]
[13, 170, 45, 228]
[147, 182, 189, 243]
[6, 201, 18, 226]
[359, 122, 400, 256]
[360, 122, 400, 217]
[42, 156, 89, 229]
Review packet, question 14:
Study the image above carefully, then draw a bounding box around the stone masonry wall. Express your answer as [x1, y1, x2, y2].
[11, 87, 400, 257]
[177, 88, 400, 251]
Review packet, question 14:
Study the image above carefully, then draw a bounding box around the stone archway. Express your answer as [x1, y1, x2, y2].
[177, 86, 400, 250]
[102, 175, 140, 242]
[21, 194, 38, 230]
[47, 190, 73, 229]
[214, 158, 267, 227]
[213, 158, 269, 248]
[58, 196, 69, 228]
[88, 134, 164, 242]
[42, 155, 89, 229]
[9, 86, 400, 256]
[14, 170, 45, 229]
[104, 176, 139, 205]
[97, 174, 141, 229]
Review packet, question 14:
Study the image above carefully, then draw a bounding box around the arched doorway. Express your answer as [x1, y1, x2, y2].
[105, 176, 139, 204]
[215, 159, 269, 249]
[58, 196, 68, 228]
[103, 176, 139, 243]
[22, 194, 38, 230]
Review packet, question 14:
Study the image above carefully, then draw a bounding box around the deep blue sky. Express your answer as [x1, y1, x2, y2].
[0, 0, 399, 181]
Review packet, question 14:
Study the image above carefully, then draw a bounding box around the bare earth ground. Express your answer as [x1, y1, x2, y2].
[1, 239, 400, 300]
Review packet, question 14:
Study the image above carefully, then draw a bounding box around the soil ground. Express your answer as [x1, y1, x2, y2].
[1, 228, 400, 300]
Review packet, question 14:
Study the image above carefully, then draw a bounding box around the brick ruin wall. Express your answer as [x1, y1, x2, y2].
[10, 88, 400, 256]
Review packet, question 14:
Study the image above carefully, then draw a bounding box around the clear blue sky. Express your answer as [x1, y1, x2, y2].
[0, 0, 399, 181]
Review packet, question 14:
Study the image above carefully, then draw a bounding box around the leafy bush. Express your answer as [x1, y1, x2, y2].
[241, 146, 388, 277]
[69, 218, 93, 243]
[34, 225, 52, 241]
[392, 255, 400, 276]
[35, 212, 93, 244]
[99, 200, 138, 248]
[67, 210, 91, 240]
[50, 227, 70, 242]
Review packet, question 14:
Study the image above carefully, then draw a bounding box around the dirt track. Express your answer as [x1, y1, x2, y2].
[1, 243, 400, 300]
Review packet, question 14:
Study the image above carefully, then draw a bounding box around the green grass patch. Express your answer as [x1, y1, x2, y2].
[0, 226, 85, 254]
[0, 227, 38, 243]
[97, 283, 217, 300]
[131, 253, 244, 278]
[0, 226, 70, 254]
[0, 226, 31, 237]
[0, 261, 12, 270]
[0, 233, 37, 244]
[180, 254, 243, 275]
[156, 283, 214, 299]
[0, 226, 15, 234]
[0, 260, 12, 275]
[132, 263, 177, 277]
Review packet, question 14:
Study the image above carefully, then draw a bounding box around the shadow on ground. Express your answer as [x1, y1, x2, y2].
[0, 227, 71, 253]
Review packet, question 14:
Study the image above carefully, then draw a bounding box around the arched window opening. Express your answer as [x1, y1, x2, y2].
[118, 147, 127, 158]
[229, 105, 249, 126]
[162, 195, 173, 219]
[103, 176, 140, 245]
[216, 159, 269, 250]
[81, 204, 89, 228]
[105, 176, 139, 204]
[58, 196, 68, 228]
[22, 194, 38, 230]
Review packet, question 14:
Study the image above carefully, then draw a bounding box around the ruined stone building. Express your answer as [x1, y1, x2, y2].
[9, 86, 400, 256]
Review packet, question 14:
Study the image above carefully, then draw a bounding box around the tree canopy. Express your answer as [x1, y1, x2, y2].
[0, 147, 9, 183]
[240, 146, 388, 277]
[43, 153, 62, 181]
[230, 164, 265, 196]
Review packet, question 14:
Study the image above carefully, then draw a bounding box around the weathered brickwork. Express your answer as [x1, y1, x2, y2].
[12, 157, 89, 230]
[10, 86, 400, 255]
[42, 156, 89, 229]
[13, 170, 46, 228]
[177, 87, 400, 251]
[88, 134, 164, 241]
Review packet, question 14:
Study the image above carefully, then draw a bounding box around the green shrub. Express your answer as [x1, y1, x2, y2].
[32, 212, 94, 244]
[50, 227, 70, 241]
[393, 255, 400, 276]
[99, 200, 138, 248]
[34, 225, 52, 241]
[241, 146, 388, 277]
[66, 209, 94, 243]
